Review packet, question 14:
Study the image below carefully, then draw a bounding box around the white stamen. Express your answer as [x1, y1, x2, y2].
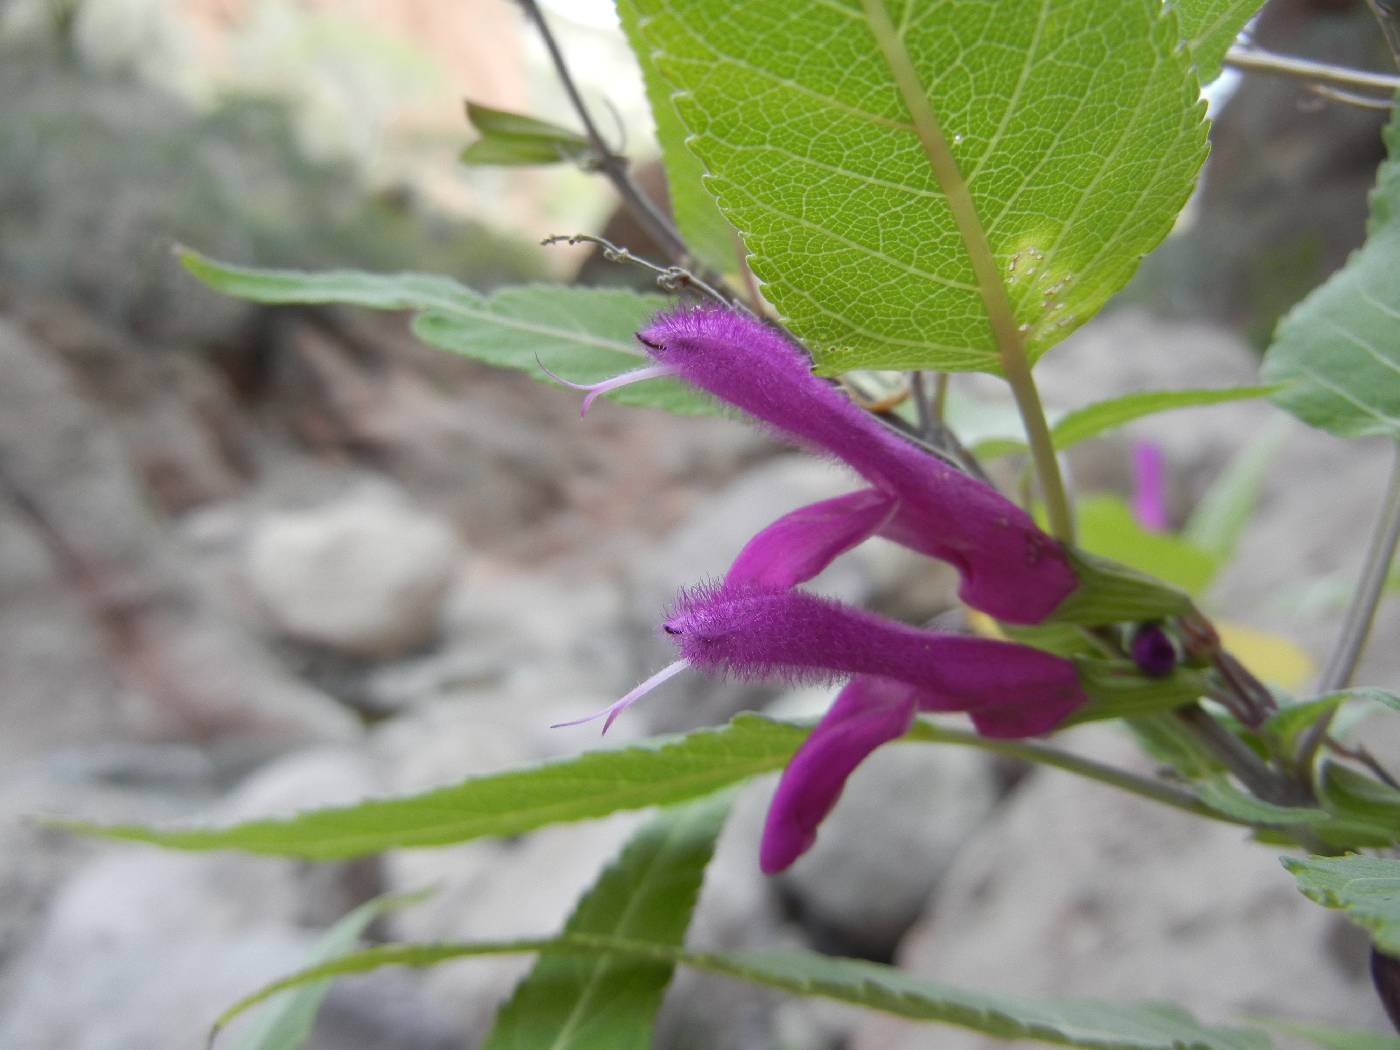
[536, 359, 675, 417]
[550, 659, 690, 734]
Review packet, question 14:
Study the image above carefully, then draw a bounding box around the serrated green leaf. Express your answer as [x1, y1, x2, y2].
[1262, 102, 1400, 439]
[1183, 422, 1286, 563]
[1172, 0, 1264, 83]
[482, 793, 729, 1050]
[1284, 854, 1400, 955]
[1050, 386, 1281, 451]
[616, 0, 736, 277]
[216, 890, 430, 1050]
[460, 102, 593, 167]
[61, 715, 805, 859]
[212, 933, 1273, 1050]
[178, 250, 716, 416]
[628, 0, 1208, 374]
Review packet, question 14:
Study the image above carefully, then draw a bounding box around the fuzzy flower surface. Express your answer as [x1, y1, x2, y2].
[555, 305, 1096, 872]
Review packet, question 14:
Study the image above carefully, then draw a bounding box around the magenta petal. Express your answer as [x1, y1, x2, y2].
[878, 496, 1076, 625]
[760, 676, 917, 874]
[967, 694, 1083, 738]
[726, 489, 897, 590]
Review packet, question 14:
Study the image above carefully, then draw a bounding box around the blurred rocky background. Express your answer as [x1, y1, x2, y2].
[0, 0, 1396, 1048]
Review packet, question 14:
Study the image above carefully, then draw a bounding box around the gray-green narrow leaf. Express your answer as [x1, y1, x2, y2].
[218, 890, 430, 1050]
[627, 0, 1209, 374]
[206, 934, 1274, 1050]
[481, 793, 730, 1050]
[62, 715, 805, 859]
[178, 250, 715, 416]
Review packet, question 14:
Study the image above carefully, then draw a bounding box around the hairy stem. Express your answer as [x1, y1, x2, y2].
[905, 719, 1249, 826]
[1299, 441, 1400, 772]
[859, 0, 1074, 541]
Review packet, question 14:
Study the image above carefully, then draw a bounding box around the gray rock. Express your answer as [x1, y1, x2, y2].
[245, 483, 462, 658]
[0, 743, 463, 1050]
[855, 727, 1388, 1050]
[0, 317, 356, 759]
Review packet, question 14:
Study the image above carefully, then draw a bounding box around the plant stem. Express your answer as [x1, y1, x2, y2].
[1299, 441, 1400, 772]
[910, 371, 935, 439]
[1224, 45, 1400, 96]
[859, 0, 1074, 542]
[1176, 704, 1305, 805]
[518, 0, 730, 293]
[904, 719, 1249, 826]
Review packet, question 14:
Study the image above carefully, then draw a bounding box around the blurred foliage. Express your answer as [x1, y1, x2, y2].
[0, 38, 542, 338]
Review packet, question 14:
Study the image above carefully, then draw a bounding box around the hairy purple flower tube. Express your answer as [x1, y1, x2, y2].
[635, 306, 1079, 625]
[666, 583, 1087, 872]
[665, 584, 1083, 731]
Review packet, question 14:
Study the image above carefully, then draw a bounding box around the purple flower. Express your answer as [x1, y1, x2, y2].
[558, 305, 1078, 624]
[548, 305, 1111, 872]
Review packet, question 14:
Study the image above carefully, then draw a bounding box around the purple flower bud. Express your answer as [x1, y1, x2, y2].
[638, 307, 1077, 624]
[1129, 622, 1178, 678]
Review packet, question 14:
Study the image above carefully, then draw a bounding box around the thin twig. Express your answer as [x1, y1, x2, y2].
[905, 719, 1253, 827]
[1325, 737, 1400, 790]
[1299, 442, 1400, 773]
[542, 233, 739, 309]
[910, 371, 935, 440]
[932, 372, 949, 426]
[1177, 704, 1309, 806]
[1224, 44, 1400, 95]
[517, 0, 735, 297]
[731, 230, 764, 314]
[1305, 82, 1395, 111]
